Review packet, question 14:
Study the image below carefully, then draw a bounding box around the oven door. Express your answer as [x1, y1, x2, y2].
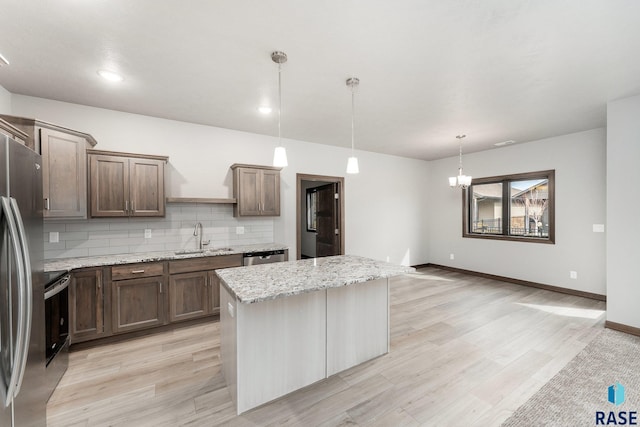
[45, 274, 69, 366]
[44, 273, 69, 400]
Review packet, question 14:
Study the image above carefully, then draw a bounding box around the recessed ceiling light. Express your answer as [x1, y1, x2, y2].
[258, 106, 272, 114]
[494, 140, 515, 147]
[0, 53, 9, 67]
[97, 69, 124, 82]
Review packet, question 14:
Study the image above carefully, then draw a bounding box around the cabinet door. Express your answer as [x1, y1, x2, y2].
[89, 154, 130, 217]
[69, 268, 107, 343]
[236, 168, 261, 216]
[260, 169, 281, 216]
[40, 128, 88, 219]
[208, 271, 221, 314]
[169, 271, 209, 322]
[112, 276, 165, 333]
[129, 158, 165, 217]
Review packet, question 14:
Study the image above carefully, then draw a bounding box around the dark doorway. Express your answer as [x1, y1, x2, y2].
[296, 174, 345, 260]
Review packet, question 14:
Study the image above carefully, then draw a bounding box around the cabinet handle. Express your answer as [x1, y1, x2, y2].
[131, 200, 135, 213]
[44, 198, 50, 210]
[131, 269, 145, 274]
[159, 283, 163, 293]
[125, 200, 129, 213]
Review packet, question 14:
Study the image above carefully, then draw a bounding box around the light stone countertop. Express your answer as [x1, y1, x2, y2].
[216, 254, 415, 304]
[44, 243, 288, 272]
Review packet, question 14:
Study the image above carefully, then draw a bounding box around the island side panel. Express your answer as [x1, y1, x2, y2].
[326, 278, 389, 377]
[220, 284, 238, 408]
[236, 290, 327, 414]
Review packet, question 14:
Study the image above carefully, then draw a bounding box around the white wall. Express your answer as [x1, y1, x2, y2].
[12, 95, 429, 266]
[607, 94, 640, 328]
[427, 129, 607, 295]
[0, 85, 11, 113]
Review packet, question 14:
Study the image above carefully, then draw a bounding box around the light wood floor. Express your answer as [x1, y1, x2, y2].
[47, 267, 606, 426]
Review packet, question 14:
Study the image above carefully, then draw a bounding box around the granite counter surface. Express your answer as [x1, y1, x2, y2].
[216, 254, 414, 304]
[44, 243, 287, 272]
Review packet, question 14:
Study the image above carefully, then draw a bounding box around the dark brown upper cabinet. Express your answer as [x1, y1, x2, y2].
[0, 115, 98, 219]
[231, 164, 281, 217]
[88, 150, 168, 218]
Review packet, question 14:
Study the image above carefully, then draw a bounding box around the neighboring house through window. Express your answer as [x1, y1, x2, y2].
[462, 170, 555, 244]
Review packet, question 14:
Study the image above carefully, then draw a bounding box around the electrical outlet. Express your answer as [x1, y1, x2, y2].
[236, 226, 244, 235]
[593, 224, 605, 233]
[450, 253, 455, 260]
[49, 232, 59, 243]
[570, 271, 578, 279]
[144, 229, 152, 239]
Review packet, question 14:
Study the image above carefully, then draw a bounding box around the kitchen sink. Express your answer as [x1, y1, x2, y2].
[174, 249, 206, 255]
[174, 248, 235, 255]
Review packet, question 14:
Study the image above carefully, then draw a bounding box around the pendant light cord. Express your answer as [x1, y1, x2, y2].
[351, 84, 355, 155]
[278, 62, 282, 142]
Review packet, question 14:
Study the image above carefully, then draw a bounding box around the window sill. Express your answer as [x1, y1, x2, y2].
[462, 233, 555, 244]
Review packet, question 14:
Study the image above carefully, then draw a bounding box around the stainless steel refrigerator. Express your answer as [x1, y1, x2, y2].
[0, 134, 46, 426]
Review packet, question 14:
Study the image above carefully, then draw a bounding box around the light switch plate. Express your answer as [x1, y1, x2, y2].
[593, 224, 605, 233]
[236, 226, 244, 235]
[49, 232, 59, 243]
[570, 271, 578, 279]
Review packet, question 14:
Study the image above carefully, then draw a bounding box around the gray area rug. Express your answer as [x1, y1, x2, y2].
[502, 329, 640, 426]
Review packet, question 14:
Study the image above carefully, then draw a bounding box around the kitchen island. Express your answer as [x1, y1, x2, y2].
[216, 255, 414, 414]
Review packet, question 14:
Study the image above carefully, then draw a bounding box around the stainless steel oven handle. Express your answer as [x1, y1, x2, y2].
[44, 275, 70, 300]
[1, 196, 27, 407]
[9, 197, 32, 398]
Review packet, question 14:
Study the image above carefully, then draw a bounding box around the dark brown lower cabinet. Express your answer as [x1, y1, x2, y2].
[208, 271, 221, 315]
[68, 254, 243, 345]
[112, 276, 166, 334]
[167, 255, 242, 322]
[69, 268, 108, 343]
[169, 271, 209, 322]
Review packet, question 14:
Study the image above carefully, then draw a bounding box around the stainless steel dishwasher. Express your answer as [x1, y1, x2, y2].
[243, 249, 287, 266]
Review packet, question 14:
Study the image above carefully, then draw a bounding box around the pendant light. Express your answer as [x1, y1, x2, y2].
[448, 134, 472, 189]
[271, 51, 288, 167]
[346, 77, 360, 174]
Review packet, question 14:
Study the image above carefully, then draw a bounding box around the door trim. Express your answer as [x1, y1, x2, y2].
[296, 174, 345, 260]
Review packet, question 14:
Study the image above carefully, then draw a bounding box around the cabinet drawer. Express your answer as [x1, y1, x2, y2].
[169, 254, 243, 274]
[111, 262, 165, 281]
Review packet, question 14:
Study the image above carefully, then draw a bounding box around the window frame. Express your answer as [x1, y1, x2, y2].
[462, 170, 555, 244]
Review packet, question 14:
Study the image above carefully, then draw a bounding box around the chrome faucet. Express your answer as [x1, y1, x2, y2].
[193, 222, 210, 250]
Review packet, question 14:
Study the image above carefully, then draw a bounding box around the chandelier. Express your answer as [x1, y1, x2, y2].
[448, 135, 472, 189]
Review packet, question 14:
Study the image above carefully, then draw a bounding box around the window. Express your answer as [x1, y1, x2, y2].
[463, 170, 555, 243]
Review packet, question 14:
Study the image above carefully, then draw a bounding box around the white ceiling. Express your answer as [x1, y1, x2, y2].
[1, 1, 639, 160]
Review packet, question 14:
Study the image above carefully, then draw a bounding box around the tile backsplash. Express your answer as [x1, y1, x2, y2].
[43, 203, 274, 260]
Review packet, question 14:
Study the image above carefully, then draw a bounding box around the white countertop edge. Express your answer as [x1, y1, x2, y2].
[44, 243, 287, 272]
[217, 255, 415, 304]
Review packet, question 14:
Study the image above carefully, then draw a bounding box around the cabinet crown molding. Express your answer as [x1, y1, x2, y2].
[0, 117, 29, 140]
[87, 149, 168, 162]
[0, 114, 98, 146]
[230, 163, 282, 171]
